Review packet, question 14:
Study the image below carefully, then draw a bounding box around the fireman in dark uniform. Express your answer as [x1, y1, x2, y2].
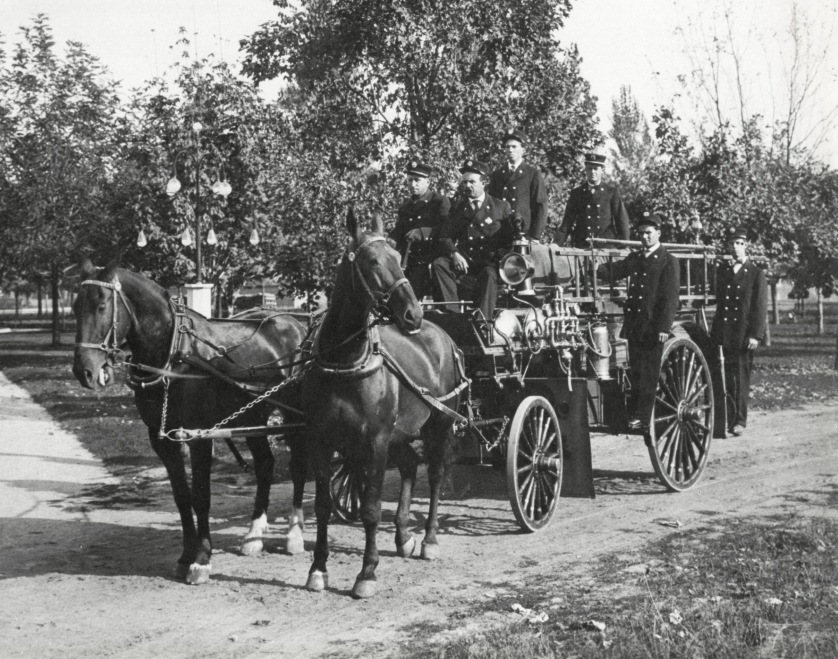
[597, 213, 680, 431]
[556, 152, 630, 247]
[431, 159, 517, 321]
[711, 227, 767, 436]
[387, 160, 450, 300]
[487, 128, 548, 241]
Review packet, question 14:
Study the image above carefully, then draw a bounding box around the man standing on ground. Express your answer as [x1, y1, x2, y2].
[597, 213, 679, 432]
[388, 159, 450, 300]
[556, 152, 630, 247]
[431, 159, 516, 323]
[711, 227, 767, 436]
[487, 128, 548, 242]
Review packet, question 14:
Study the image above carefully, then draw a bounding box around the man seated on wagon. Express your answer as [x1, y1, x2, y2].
[430, 159, 519, 325]
[387, 159, 451, 300]
[596, 212, 680, 432]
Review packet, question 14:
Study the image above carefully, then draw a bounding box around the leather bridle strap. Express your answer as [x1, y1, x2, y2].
[75, 278, 139, 360]
[348, 235, 410, 308]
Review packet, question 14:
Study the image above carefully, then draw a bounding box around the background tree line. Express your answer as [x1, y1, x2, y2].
[0, 1, 835, 345]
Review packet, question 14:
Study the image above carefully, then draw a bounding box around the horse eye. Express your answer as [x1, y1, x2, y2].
[98, 304, 106, 313]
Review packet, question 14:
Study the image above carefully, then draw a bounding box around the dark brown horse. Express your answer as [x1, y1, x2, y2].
[303, 210, 466, 599]
[72, 260, 308, 584]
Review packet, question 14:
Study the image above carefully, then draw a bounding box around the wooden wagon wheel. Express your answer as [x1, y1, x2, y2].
[648, 337, 714, 492]
[330, 451, 360, 523]
[506, 396, 563, 532]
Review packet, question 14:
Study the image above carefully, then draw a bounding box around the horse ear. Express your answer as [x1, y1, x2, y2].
[346, 207, 358, 237]
[102, 252, 122, 279]
[371, 211, 384, 235]
[78, 258, 97, 279]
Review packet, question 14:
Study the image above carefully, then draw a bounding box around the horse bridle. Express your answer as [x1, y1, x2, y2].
[75, 277, 139, 366]
[347, 235, 411, 313]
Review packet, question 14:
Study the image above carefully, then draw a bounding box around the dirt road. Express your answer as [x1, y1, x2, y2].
[1, 371, 836, 658]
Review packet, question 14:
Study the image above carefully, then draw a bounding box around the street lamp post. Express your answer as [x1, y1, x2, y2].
[162, 121, 231, 316]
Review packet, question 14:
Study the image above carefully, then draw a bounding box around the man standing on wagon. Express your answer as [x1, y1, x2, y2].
[556, 152, 630, 248]
[431, 159, 517, 324]
[387, 159, 451, 300]
[487, 128, 548, 242]
[596, 213, 680, 432]
[711, 227, 767, 436]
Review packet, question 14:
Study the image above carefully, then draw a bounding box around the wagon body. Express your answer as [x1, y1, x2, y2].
[423, 237, 731, 531]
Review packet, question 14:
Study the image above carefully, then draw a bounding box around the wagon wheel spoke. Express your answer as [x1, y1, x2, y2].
[649, 338, 714, 492]
[507, 397, 563, 532]
[655, 395, 679, 414]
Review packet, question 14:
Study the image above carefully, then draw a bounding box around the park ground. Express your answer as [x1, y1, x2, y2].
[0, 305, 836, 657]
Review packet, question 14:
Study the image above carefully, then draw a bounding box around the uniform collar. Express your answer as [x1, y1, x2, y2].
[411, 188, 432, 203]
[507, 159, 523, 172]
[643, 243, 661, 257]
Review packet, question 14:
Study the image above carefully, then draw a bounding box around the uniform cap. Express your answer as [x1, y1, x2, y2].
[637, 211, 664, 228]
[405, 160, 432, 178]
[726, 226, 748, 241]
[459, 159, 489, 177]
[502, 128, 528, 146]
[584, 152, 607, 167]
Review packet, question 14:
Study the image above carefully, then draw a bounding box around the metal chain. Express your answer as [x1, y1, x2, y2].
[157, 379, 170, 440]
[180, 366, 308, 441]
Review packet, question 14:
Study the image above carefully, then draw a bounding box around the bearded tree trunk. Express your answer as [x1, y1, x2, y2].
[51, 265, 61, 346]
[817, 289, 824, 335]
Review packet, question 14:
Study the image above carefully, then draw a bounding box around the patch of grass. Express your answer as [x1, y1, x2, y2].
[750, 302, 838, 410]
[415, 515, 838, 658]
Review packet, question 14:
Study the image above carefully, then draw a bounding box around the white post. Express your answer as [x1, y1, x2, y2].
[183, 283, 214, 318]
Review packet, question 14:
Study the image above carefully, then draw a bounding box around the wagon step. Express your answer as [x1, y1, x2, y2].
[164, 423, 305, 442]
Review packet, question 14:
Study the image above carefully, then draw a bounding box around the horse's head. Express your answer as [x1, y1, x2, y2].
[345, 209, 423, 334]
[72, 258, 133, 389]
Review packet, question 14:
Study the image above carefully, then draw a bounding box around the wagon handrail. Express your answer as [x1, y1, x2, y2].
[589, 238, 717, 253]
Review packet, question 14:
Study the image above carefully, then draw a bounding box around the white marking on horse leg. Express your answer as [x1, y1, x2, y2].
[240, 512, 268, 556]
[396, 534, 416, 558]
[185, 562, 211, 585]
[285, 508, 305, 555]
[305, 570, 329, 592]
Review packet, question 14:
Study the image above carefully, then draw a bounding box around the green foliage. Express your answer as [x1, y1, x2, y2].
[240, 0, 600, 260]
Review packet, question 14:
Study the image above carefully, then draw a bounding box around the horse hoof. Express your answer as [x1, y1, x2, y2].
[396, 535, 416, 558]
[286, 526, 304, 555]
[420, 542, 440, 561]
[240, 537, 263, 556]
[306, 570, 328, 592]
[351, 579, 377, 599]
[185, 563, 211, 585]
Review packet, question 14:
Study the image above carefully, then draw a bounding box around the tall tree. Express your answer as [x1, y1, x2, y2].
[240, 0, 599, 248]
[0, 15, 124, 344]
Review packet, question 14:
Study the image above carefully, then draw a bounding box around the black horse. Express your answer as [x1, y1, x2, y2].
[72, 260, 308, 584]
[303, 210, 466, 599]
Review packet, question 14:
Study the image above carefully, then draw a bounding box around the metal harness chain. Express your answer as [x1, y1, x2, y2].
[163, 365, 309, 442]
[158, 378, 170, 438]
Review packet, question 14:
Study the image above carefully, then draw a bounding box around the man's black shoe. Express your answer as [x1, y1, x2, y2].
[627, 418, 646, 432]
[729, 424, 745, 436]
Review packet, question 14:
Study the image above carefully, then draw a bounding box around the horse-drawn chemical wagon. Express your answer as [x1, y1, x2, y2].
[401, 236, 726, 532]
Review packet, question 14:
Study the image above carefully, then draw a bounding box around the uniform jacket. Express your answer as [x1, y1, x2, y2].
[437, 194, 515, 266]
[487, 161, 548, 240]
[557, 182, 630, 247]
[710, 259, 767, 351]
[598, 246, 680, 348]
[388, 189, 450, 261]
